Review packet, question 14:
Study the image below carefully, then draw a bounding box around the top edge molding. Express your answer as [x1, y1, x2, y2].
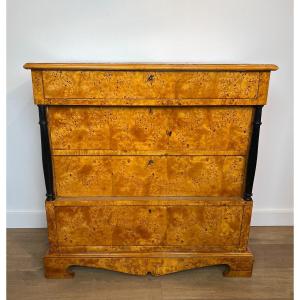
[23, 63, 279, 71]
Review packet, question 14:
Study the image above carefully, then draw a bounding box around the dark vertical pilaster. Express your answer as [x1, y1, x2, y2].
[243, 106, 263, 200]
[38, 105, 55, 200]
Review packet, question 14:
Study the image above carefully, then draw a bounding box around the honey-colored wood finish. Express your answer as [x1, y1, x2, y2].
[45, 196, 254, 278]
[24, 63, 277, 278]
[44, 251, 254, 278]
[47, 198, 250, 250]
[48, 106, 253, 153]
[42, 71, 260, 100]
[53, 155, 246, 197]
[27, 67, 272, 106]
[23, 63, 279, 71]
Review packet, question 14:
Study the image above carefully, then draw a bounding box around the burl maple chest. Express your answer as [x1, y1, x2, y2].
[24, 63, 277, 278]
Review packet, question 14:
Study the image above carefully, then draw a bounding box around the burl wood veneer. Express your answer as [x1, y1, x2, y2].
[24, 63, 278, 278]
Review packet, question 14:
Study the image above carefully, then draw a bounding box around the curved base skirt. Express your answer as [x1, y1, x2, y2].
[44, 249, 254, 278]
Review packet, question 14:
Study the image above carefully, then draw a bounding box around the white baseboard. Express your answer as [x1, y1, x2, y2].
[251, 208, 293, 226]
[6, 210, 47, 228]
[6, 208, 293, 228]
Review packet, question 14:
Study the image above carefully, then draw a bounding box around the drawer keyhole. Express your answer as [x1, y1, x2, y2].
[147, 159, 154, 166]
[147, 74, 155, 82]
[166, 130, 172, 137]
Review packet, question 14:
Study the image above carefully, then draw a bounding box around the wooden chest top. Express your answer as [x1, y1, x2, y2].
[24, 63, 277, 106]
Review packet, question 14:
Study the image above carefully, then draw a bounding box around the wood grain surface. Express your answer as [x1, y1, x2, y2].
[24, 63, 279, 71]
[48, 106, 253, 153]
[44, 251, 254, 278]
[42, 71, 260, 100]
[42, 198, 253, 277]
[53, 155, 246, 197]
[54, 204, 243, 248]
[28, 67, 273, 106]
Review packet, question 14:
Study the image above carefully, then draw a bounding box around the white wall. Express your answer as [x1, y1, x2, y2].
[7, 0, 293, 227]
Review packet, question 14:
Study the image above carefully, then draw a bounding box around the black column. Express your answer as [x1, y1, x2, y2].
[243, 106, 263, 201]
[38, 105, 55, 200]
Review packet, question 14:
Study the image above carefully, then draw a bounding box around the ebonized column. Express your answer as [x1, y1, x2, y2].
[243, 105, 263, 200]
[38, 105, 55, 200]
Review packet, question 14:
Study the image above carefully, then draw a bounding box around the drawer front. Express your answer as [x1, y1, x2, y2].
[53, 155, 245, 197]
[48, 106, 253, 154]
[54, 204, 244, 247]
[43, 71, 259, 100]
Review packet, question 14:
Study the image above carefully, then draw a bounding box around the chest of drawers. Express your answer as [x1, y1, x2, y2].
[24, 63, 277, 278]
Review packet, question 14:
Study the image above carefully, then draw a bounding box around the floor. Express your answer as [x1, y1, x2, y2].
[7, 227, 293, 300]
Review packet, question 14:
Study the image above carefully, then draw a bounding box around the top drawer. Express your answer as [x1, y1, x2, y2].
[27, 67, 273, 106]
[43, 71, 259, 99]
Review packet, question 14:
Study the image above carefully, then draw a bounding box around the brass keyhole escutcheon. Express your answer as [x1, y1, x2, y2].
[147, 74, 155, 82]
[166, 130, 172, 137]
[147, 159, 154, 166]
